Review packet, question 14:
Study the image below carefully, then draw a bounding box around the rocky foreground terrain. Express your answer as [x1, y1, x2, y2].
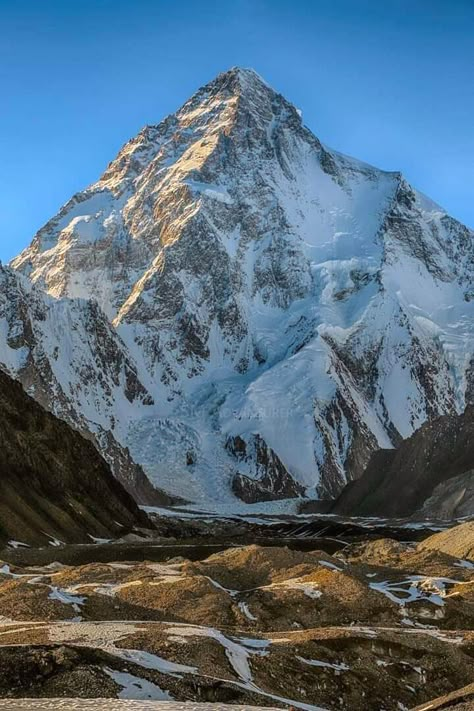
[0, 522, 472, 710]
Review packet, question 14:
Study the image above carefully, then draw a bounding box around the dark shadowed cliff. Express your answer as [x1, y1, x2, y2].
[332, 407, 474, 518]
[0, 368, 150, 546]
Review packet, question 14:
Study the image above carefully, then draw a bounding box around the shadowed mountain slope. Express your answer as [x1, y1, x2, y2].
[332, 407, 474, 518]
[0, 368, 149, 546]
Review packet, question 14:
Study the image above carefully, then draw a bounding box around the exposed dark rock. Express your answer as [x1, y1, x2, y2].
[228, 434, 306, 502]
[332, 407, 474, 518]
[419, 471, 474, 520]
[0, 368, 149, 546]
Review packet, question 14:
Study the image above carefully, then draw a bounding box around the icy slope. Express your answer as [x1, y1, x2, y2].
[10, 68, 474, 503]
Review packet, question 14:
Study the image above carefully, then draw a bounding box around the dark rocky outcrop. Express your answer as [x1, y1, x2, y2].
[332, 407, 474, 518]
[0, 368, 150, 546]
[227, 434, 306, 502]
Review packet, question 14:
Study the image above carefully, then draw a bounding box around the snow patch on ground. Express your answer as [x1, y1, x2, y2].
[104, 669, 173, 700]
[369, 576, 460, 606]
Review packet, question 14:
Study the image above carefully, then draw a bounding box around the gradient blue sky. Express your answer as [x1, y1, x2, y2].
[1, 0, 472, 262]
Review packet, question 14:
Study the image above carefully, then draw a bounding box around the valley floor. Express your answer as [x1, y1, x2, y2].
[0, 518, 472, 710]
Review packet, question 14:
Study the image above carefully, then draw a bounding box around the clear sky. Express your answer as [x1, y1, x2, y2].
[0, 0, 472, 262]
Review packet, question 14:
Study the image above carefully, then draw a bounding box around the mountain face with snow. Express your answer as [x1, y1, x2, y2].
[9, 68, 474, 505]
[0, 264, 170, 505]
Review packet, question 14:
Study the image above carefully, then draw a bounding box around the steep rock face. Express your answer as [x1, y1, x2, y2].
[0, 368, 149, 546]
[227, 435, 305, 502]
[11, 68, 474, 503]
[331, 407, 474, 518]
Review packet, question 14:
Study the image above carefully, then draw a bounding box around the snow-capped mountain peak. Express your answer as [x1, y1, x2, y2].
[8, 68, 474, 504]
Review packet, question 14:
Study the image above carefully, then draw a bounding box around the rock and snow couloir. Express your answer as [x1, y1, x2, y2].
[6, 67, 474, 504]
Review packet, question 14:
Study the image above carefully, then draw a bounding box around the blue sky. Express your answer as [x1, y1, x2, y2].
[0, 0, 472, 262]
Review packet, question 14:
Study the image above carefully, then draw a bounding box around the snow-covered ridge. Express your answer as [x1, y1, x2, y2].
[7, 67, 474, 504]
